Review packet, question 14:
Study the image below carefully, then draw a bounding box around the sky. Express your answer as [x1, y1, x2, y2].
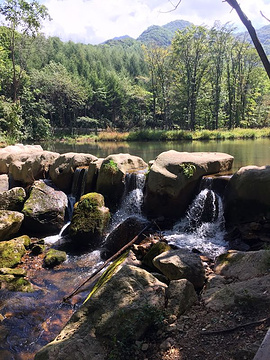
[37, 0, 270, 44]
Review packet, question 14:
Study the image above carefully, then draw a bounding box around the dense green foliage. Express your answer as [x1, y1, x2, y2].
[0, 1, 269, 142]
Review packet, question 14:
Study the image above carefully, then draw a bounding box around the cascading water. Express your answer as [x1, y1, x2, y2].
[67, 167, 88, 220]
[111, 171, 146, 227]
[164, 178, 228, 258]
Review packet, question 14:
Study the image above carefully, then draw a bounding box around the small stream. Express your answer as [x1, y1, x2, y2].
[0, 173, 228, 359]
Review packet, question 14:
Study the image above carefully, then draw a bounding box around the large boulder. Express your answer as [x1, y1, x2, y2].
[214, 249, 270, 281]
[22, 180, 68, 235]
[224, 165, 270, 225]
[0, 210, 24, 241]
[203, 273, 270, 311]
[49, 152, 98, 193]
[96, 154, 147, 209]
[35, 264, 167, 360]
[166, 279, 197, 317]
[69, 192, 110, 247]
[202, 249, 270, 311]
[103, 216, 150, 259]
[0, 144, 59, 185]
[0, 144, 43, 173]
[144, 150, 233, 219]
[0, 187, 26, 211]
[152, 248, 206, 289]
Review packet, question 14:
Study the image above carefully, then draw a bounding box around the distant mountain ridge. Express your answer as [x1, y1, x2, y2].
[103, 20, 270, 55]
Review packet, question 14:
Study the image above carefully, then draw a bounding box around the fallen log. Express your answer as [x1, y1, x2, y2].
[63, 222, 151, 302]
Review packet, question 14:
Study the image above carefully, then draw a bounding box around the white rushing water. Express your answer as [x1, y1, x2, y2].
[164, 188, 228, 258]
[111, 172, 146, 227]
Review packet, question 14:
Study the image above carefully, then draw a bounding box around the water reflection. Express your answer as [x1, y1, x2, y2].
[41, 138, 270, 172]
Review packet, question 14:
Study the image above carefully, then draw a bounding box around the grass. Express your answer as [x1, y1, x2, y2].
[95, 128, 270, 142]
[1, 127, 270, 147]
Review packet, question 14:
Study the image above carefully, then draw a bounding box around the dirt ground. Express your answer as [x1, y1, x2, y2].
[142, 301, 269, 360]
[133, 256, 270, 360]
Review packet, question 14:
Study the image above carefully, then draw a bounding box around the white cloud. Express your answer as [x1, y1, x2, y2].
[40, 0, 270, 44]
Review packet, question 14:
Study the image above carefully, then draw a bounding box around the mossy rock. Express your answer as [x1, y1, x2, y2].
[142, 242, 171, 270]
[0, 187, 27, 211]
[0, 210, 24, 241]
[69, 192, 110, 247]
[0, 267, 27, 276]
[31, 244, 46, 255]
[22, 180, 68, 234]
[44, 249, 67, 268]
[0, 273, 33, 292]
[0, 237, 27, 268]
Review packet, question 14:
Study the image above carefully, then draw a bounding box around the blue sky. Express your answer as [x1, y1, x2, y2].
[38, 0, 270, 44]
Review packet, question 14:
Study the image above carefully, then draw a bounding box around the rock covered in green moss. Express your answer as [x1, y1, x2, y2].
[0, 267, 33, 292]
[0, 236, 30, 267]
[69, 192, 110, 247]
[142, 241, 171, 270]
[0, 210, 24, 241]
[0, 187, 26, 211]
[22, 180, 68, 235]
[44, 249, 67, 268]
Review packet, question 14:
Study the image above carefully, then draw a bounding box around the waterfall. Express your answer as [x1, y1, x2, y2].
[67, 167, 88, 220]
[111, 172, 146, 227]
[164, 177, 227, 258]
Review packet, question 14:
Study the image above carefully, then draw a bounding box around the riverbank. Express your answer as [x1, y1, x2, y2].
[2, 127, 270, 148]
[68, 127, 270, 143]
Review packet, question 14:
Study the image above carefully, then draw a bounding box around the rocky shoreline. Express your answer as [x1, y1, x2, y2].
[0, 144, 269, 359]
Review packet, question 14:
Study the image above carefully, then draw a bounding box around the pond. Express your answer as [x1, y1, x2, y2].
[42, 138, 270, 172]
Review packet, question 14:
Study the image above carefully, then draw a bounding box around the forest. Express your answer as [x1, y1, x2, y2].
[0, 0, 270, 142]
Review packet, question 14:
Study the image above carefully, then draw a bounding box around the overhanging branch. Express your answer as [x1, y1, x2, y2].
[225, 0, 270, 79]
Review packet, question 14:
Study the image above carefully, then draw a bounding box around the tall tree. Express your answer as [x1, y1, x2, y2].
[171, 26, 209, 130]
[0, 0, 50, 102]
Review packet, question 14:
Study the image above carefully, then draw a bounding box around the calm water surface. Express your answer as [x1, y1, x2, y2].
[42, 138, 270, 172]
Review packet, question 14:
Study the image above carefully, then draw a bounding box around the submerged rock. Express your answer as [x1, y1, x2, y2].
[22, 180, 68, 235]
[0, 267, 33, 292]
[44, 249, 67, 268]
[0, 210, 24, 241]
[69, 192, 110, 247]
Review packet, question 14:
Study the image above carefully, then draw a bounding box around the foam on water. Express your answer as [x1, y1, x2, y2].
[164, 188, 228, 258]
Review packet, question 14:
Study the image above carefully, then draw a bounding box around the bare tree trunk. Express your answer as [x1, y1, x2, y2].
[226, 0, 270, 79]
